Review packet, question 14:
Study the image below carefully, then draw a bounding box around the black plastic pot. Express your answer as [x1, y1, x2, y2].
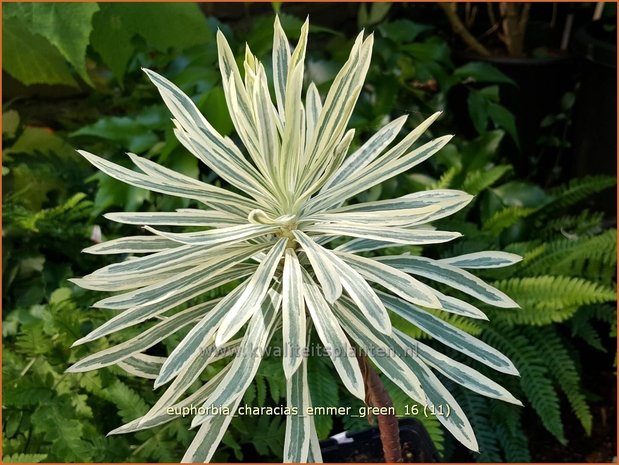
[450, 20, 580, 181]
[319, 418, 441, 463]
[452, 51, 577, 180]
[570, 20, 617, 180]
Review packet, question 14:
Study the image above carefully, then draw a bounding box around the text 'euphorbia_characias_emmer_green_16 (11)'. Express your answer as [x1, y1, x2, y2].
[68, 17, 524, 463]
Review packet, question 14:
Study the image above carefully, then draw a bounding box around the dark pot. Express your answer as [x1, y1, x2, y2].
[319, 418, 441, 463]
[452, 51, 578, 181]
[570, 20, 617, 180]
[450, 19, 580, 182]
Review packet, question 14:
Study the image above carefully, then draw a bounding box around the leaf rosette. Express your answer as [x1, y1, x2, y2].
[69, 17, 522, 463]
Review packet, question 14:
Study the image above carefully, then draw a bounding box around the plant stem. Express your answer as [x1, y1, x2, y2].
[357, 352, 403, 463]
[439, 2, 492, 57]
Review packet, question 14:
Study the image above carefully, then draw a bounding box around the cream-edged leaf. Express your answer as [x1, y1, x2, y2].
[292, 230, 342, 303]
[143, 223, 278, 247]
[66, 299, 219, 372]
[155, 284, 247, 388]
[191, 290, 281, 428]
[302, 274, 365, 400]
[108, 365, 232, 436]
[104, 210, 244, 227]
[440, 251, 523, 269]
[337, 251, 442, 309]
[72, 265, 255, 346]
[282, 249, 307, 378]
[398, 332, 522, 406]
[379, 292, 519, 375]
[321, 115, 408, 192]
[215, 238, 287, 346]
[82, 235, 181, 255]
[117, 354, 165, 379]
[283, 356, 311, 462]
[304, 223, 461, 245]
[377, 255, 519, 308]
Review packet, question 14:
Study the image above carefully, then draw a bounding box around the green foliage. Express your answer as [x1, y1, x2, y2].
[545, 175, 617, 211]
[3, 17, 79, 87]
[492, 276, 615, 326]
[3, 2, 212, 86]
[3, 454, 48, 463]
[3, 2, 616, 463]
[482, 325, 566, 444]
[5, 3, 100, 85]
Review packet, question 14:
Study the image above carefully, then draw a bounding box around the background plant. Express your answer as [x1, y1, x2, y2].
[3, 2, 616, 463]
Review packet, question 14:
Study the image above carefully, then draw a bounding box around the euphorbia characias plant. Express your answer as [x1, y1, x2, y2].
[68, 17, 523, 463]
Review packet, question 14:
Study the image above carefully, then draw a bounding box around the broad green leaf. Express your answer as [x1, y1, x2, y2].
[70, 116, 159, 153]
[5, 3, 99, 85]
[3, 18, 77, 87]
[90, 3, 211, 80]
[454, 62, 516, 86]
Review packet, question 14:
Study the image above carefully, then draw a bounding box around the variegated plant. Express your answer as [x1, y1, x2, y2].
[68, 18, 523, 462]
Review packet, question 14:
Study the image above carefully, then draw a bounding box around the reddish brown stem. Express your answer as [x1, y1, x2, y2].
[357, 352, 403, 463]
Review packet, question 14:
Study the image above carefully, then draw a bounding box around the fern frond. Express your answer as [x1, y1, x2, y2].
[482, 206, 536, 235]
[3, 454, 48, 463]
[569, 304, 616, 352]
[453, 388, 502, 461]
[541, 210, 605, 238]
[489, 402, 530, 462]
[462, 165, 511, 194]
[102, 380, 150, 423]
[7, 193, 92, 236]
[525, 327, 592, 434]
[544, 175, 616, 211]
[491, 276, 616, 326]
[482, 325, 566, 443]
[430, 165, 461, 189]
[519, 229, 617, 278]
